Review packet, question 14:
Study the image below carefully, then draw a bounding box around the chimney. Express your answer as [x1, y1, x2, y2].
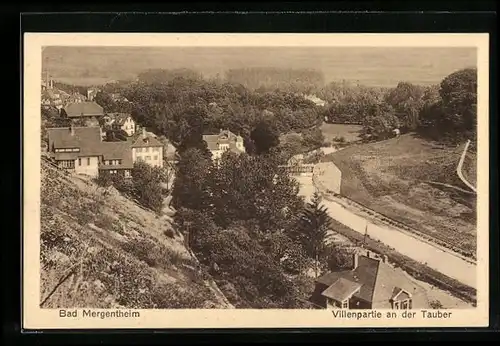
[382, 255, 388, 263]
[142, 127, 146, 138]
[366, 250, 371, 258]
[70, 124, 75, 136]
[353, 252, 359, 269]
[50, 78, 53, 89]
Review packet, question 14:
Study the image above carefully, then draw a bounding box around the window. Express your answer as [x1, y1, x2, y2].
[341, 300, 349, 309]
[145, 147, 150, 152]
[153, 147, 159, 152]
[137, 148, 142, 153]
[393, 299, 412, 310]
[87, 158, 91, 165]
[145, 156, 151, 161]
[153, 155, 158, 161]
[78, 158, 81, 166]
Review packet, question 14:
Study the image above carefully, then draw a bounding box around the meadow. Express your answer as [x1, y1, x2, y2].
[323, 134, 477, 257]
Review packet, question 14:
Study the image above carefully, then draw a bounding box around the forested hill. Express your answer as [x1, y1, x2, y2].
[224, 67, 325, 92]
[116, 77, 324, 149]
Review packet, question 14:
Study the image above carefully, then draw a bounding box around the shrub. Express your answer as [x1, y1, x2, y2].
[150, 283, 210, 309]
[163, 228, 175, 239]
[121, 238, 170, 269]
[94, 214, 115, 230]
[430, 299, 444, 309]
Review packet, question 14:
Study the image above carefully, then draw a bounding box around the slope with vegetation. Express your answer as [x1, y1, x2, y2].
[322, 68, 478, 258]
[40, 159, 233, 309]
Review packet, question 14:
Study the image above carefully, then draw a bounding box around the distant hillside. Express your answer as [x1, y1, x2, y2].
[40, 160, 233, 309]
[323, 134, 477, 256]
[42, 46, 476, 88]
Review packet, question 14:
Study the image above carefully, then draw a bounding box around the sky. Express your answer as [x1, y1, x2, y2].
[42, 46, 477, 88]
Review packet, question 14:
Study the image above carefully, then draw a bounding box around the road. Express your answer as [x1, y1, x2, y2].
[294, 170, 477, 289]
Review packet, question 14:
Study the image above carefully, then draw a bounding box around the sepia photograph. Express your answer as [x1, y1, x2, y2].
[23, 33, 489, 329]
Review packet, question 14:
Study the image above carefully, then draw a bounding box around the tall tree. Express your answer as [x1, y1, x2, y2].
[131, 161, 167, 213]
[171, 148, 213, 211]
[250, 120, 280, 155]
[294, 192, 332, 276]
[385, 82, 425, 131]
[439, 67, 477, 135]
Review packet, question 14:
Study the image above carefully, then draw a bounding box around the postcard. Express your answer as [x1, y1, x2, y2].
[23, 33, 489, 329]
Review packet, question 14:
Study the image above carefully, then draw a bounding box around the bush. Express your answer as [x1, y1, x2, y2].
[150, 282, 211, 309]
[323, 244, 355, 271]
[131, 161, 165, 213]
[430, 299, 444, 309]
[94, 214, 115, 230]
[163, 228, 175, 238]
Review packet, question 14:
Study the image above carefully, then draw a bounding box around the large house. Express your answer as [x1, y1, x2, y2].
[109, 113, 136, 136]
[310, 251, 429, 310]
[203, 129, 246, 161]
[46, 125, 161, 178]
[46, 126, 104, 177]
[130, 128, 164, 168]
[61, 102, 104, 127]
[99, 141, 134, 178]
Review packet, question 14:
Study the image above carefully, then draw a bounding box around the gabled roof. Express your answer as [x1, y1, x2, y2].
[321, 277, 361, 302]
[131, 132, 163, 148]
[47, 127, 103, 157]
[99, 141, 134, 169]
[203, 129, 244, 152]
[316, 254, 427, 307]
[316, 256, 379, 303]
[63, 102, 104, 118]
[109, 113, 134, 126]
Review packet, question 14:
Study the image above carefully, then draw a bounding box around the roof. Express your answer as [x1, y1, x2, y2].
[203, 129, 244, 152]
[316, 254, 427, 307]
[131, 133, 163, 148]
[317, 256, 379, 303]
[99, 141, 134, 169]
[63, 102, 104, 118]
[42, 89, 61, 100]
[321, 278, 361, 302]
[109, 113, 133, 126]
[47, 127, 103, 157]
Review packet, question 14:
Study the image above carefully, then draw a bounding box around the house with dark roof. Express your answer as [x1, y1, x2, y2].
[130, 128, 164, 168]
[46, 126, 105, 177]
[311, 251, 429, 310]
[109, 113, 136, 136]
[99, 141, 134, 178]
[61, 102, 104, 127]
[46, 126, 135, 178]
[203, 129, 245, 161]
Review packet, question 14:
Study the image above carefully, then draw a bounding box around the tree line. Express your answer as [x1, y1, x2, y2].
[320, 68, 477, 143]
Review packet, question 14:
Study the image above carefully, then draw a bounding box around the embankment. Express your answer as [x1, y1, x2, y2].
[311, 165, 477, 304]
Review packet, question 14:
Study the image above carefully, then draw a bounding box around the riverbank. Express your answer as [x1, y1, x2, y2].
[292, 157, 477, 304]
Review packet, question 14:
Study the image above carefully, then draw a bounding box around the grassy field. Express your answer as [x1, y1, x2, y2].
[322, 134, 477, 256]
[320, 123, 363, 144]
